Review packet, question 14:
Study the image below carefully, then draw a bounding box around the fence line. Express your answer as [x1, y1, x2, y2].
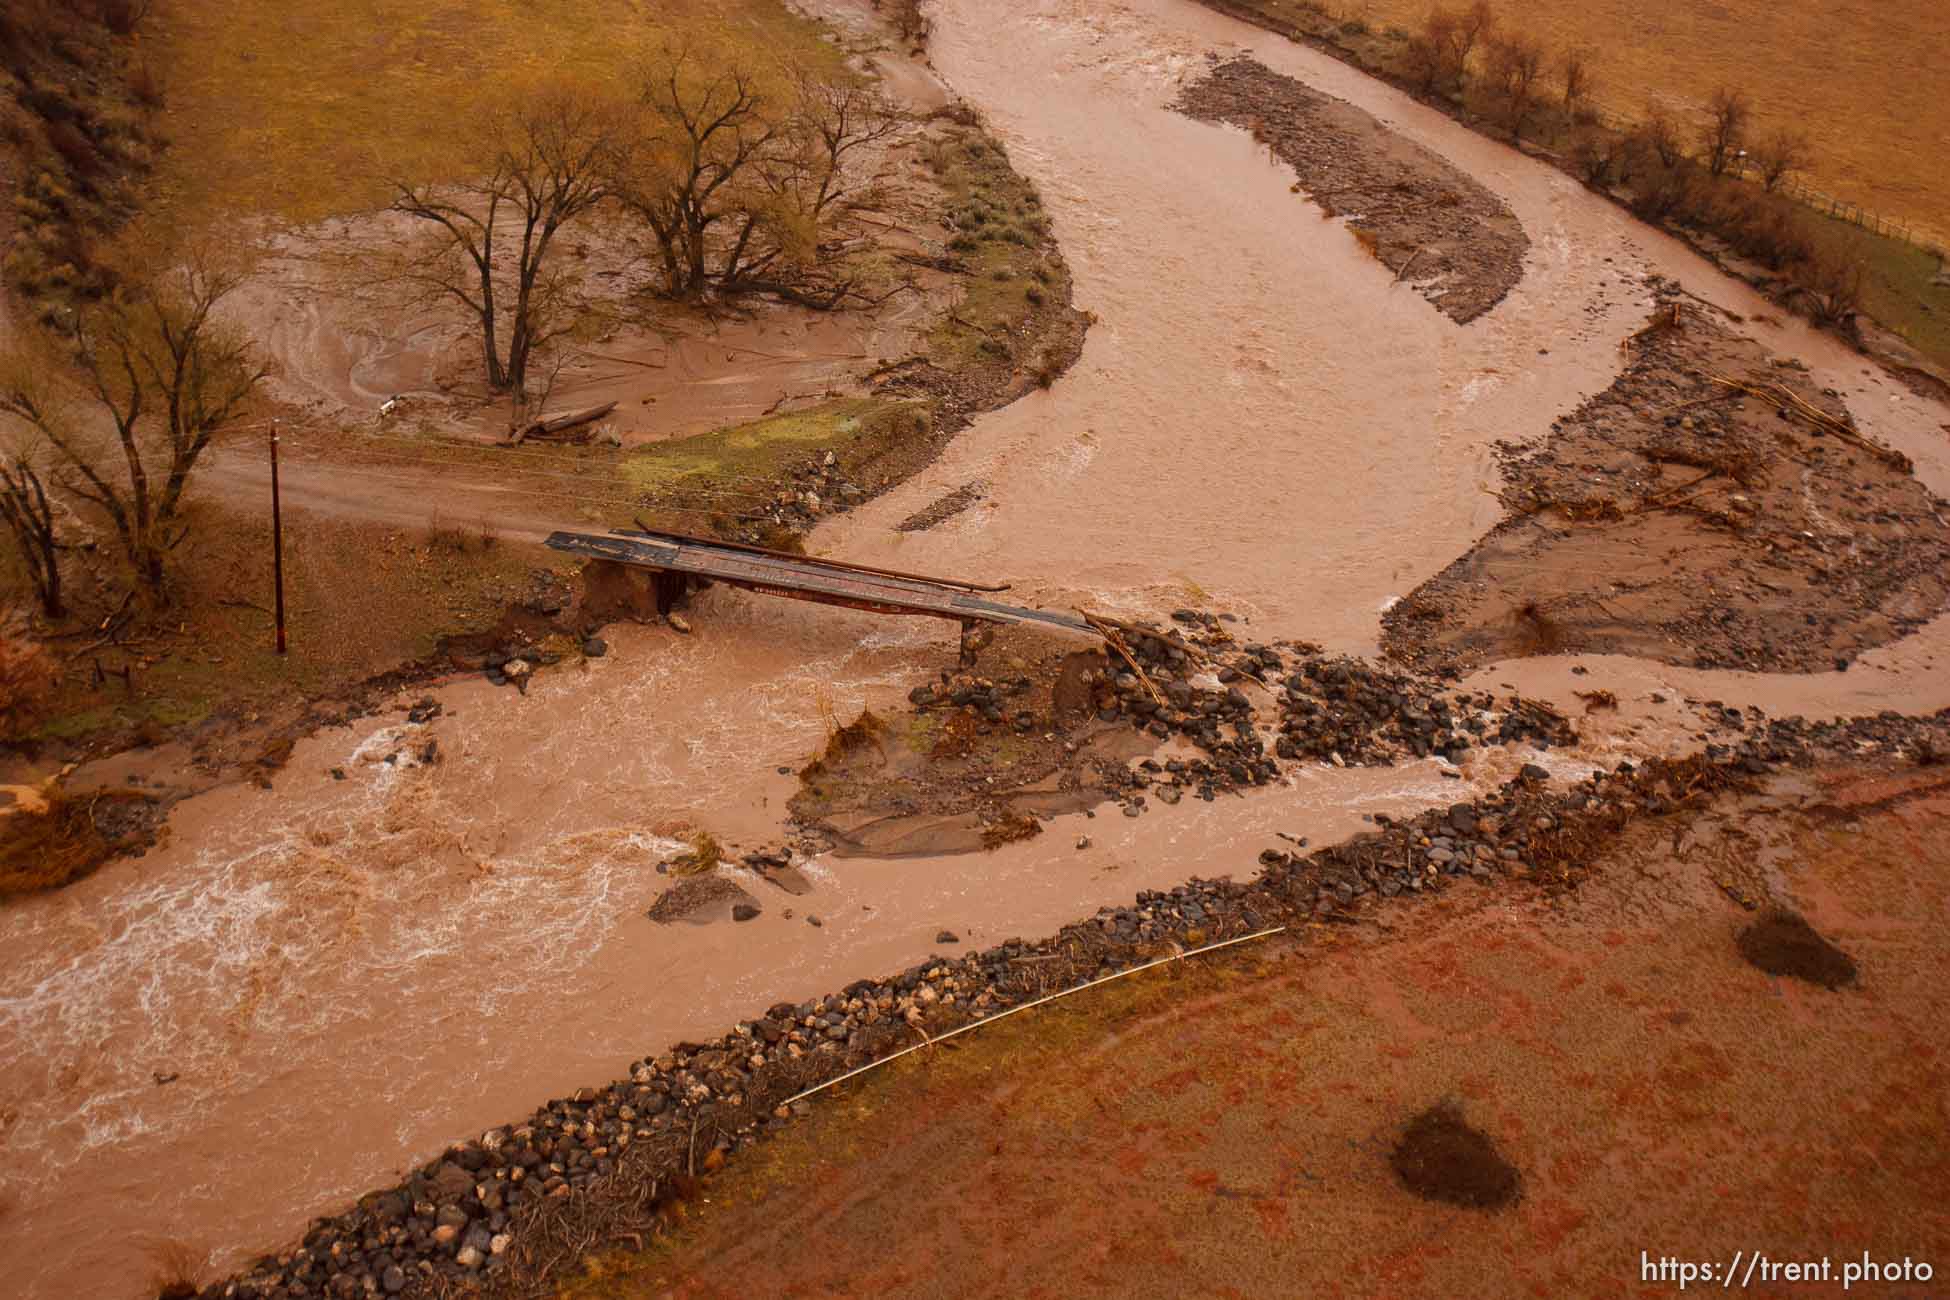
[1577, 105, 1943, 258]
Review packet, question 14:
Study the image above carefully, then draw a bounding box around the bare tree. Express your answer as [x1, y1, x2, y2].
[1409, 9, 1459, 94]
[1487, 36, 1546, 136]
[613, 48, 783, 303]
[1796, 250, 1863, 325]
[0, 448, 61, 617]
[877, 0, 930, 48]
[1751, 128, 1810, 192]
[390, 85, 619, 408]
[718, 72, 905, 305]
[0, 256, 264, 601]
[1446, 0, 1496, 83]
[614, 53, 906, 309]
[1643, 105, 1685, 167]
[1701, 85, 1749, 177]
[1560, 48, 1593, 118]
[1571, 125, 1625, 187]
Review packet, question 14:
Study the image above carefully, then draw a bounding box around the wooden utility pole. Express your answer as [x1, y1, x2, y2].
[270, 418, 287, 654]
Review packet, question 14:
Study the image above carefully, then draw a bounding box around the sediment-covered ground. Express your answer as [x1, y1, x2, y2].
[1174, 54, 1528, 323]
[1384, 294, 1950, 675]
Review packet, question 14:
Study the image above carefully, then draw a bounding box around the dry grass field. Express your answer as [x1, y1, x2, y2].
[144, 0, 844, 227]
[1342, 0, 1950, 241]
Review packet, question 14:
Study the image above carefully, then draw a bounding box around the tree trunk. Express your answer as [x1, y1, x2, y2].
[136, 542, 168, 604]
[480, 311, 507, 391]
[683, 217, 709, 301]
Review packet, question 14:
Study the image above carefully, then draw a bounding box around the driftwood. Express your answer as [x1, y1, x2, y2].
[1080, 611, 1167, 707]
[1707, 373, 1911, 471]
[512, 401, 617, 446]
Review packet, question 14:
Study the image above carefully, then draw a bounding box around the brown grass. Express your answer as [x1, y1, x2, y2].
[1346, 0, 1950, 242]
[142, 1236, 206, 1300]
[145, 0, 847, 227]
[1512, 599, 1565, 655]
[980, 810, 1043, 849]
[7, 498, 550, 752]
[0, 787, 159, 897]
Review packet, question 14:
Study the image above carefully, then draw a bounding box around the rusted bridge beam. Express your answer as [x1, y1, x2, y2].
[544, 528, 1097, 640]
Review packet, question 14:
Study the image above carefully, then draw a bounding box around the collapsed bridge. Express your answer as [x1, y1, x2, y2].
[544, 525, 1099, 661]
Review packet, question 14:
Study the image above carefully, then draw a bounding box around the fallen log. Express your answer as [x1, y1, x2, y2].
[512, 401, 618, 445]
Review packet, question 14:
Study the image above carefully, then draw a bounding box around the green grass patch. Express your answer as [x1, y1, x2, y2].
[1805, 217, 1950, 365]
[926, 135, 1066, 370]
[624, 398, 931, 528]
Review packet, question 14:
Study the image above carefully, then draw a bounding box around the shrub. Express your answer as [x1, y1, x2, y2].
[1794, 250, 1864, 324]
[1641, 106, 1685, 168]
[127, 59, 163, 109]
[1630, 164, 1699, 223]
[0, 610, 55, 728]
[42, 119, 104, 180]
[1570, 127, 1620, 186]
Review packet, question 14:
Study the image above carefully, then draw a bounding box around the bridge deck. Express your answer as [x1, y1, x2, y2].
[544, 528, 1095, 636]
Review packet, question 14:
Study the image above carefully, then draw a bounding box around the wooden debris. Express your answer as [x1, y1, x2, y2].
[512, 401, 618, 446]
[1706, 373, 1910, 471]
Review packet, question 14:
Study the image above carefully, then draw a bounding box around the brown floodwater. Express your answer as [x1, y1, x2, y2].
[5, 0, 1950, 1293]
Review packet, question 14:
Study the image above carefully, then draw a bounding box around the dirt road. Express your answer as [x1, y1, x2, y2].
[196, 445, 596, 544]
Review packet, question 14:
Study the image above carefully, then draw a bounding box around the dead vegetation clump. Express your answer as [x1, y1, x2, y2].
[142, 1236, 205, 1300]
[800, 708, 888, 781]
[1511, 600, 1564, 655]
[0, 611, 56, 726]
[664, 830, 724, 877]
[0, 785, 159, 897]
[1736, 908, 1858, 989]
[1389, 1102, 1522, 1209]
[979, 810, 1043, 850]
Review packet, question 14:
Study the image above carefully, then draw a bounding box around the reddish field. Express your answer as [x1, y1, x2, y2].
[566, 765, 1950, 1298]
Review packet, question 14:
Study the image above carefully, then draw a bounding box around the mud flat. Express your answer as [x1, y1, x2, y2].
[1174, 55, 1528, 323]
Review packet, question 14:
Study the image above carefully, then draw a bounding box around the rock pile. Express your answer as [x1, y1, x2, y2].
[1077, 623, 1282, 788]
[773, 449, 868, 524]
[1273, 657, 1577, 766]
[909, 672, 1041, 732]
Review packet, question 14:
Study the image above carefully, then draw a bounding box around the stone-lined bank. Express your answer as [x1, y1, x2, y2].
[192, 710, 1950, 1300]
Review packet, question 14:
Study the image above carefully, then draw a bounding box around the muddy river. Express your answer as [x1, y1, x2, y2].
[4, 0, 1948, 1293]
